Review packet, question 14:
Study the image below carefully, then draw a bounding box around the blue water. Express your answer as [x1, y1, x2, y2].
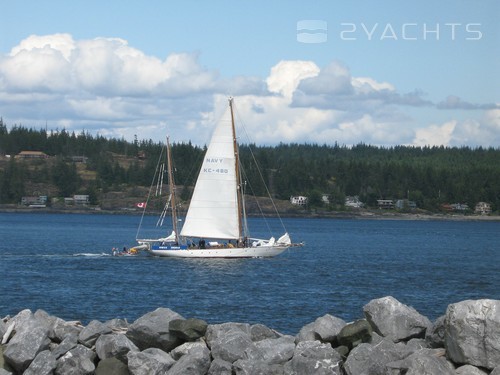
[0, 212, 498, 335]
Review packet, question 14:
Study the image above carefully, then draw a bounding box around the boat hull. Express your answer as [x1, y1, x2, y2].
[146, 245, 289, 258]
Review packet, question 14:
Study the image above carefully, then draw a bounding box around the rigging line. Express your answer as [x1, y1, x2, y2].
[136, 143, 166, 240]
[239, 161, 273, 237]
[233, 103, 288, 234]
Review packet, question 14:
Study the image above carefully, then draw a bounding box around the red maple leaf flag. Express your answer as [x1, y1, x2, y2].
[136, 202, 147, 208]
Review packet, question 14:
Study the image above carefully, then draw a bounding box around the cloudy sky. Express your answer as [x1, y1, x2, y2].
[1, 0, 499, 147]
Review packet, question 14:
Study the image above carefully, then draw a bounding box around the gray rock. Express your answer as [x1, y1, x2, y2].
[52, 333, 78, 359]
[0, 319, 6, 342]
[0, 370, 13, 375]
[363, 296, 432, 342]
[386, 348, 454, 375]
[126, 307, 183, 351]
[254, 335, 295, 365]
[95, 333, 139, 363]
[294, 321, 317, 342]
[250, 323, 280, 342]
[426, 315, 446, 348]
[52, 317, 83, 342]
[23, 350, 57, 375]
[166, 343, 211, 375]
[105, 318, 129, 332]
[207, 324, 262, 363]
[283, 340, 342, 375]
[337, 319, 373, 349]
[169, 318, 208, 341]
[233, 359, 284, 374]
[445, 299, 500, 370]
[127, 347, 175, 375]
[3, 312, 51, 373]
[0, 344, 14, 373]
[455, 364, 489, 374]
[78, 319, 112, 347]
[55, 345, 96, 375]
[296, 314, 346, 344]
[407, 338, 430, 352]
[490, 366, 500, 375]
[95, 357, 130, 375]
[207, 358, 233, 375]
[206, 322, 252, 346]
[171, 341, 209, 360]
[343, 339, 409, 375]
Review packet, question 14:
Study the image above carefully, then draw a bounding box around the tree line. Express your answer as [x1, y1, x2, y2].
[0, 119, 499, 213]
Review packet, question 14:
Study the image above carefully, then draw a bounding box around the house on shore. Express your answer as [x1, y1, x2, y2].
[475, 202, 492, 215]
[15, 151, 49, 159]
[290, 196, 308, 206]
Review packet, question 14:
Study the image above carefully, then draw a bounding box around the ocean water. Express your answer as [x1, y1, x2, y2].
[0, 212, 498, 335]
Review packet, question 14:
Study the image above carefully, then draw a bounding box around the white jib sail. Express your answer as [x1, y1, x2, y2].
[180, 108, 240, 239]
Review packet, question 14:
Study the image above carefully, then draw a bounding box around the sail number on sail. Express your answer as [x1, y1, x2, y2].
[203, 157, 230, 174]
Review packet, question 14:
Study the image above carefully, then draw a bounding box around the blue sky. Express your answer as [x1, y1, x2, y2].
[1, 0, 499, 147]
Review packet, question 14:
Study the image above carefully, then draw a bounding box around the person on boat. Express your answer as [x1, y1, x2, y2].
[199, 238, 206, 249]
[112, 247, 118, 256]
[122, 246, 128, 254]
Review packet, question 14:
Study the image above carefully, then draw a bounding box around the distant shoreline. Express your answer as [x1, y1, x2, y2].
[1, 205, 499, 222]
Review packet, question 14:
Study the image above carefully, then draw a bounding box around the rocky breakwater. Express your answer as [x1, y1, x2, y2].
[1, 296, 499, 374]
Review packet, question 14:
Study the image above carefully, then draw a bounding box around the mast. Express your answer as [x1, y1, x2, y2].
[166, 136, 179, 242]
[229, 97, 244, 242]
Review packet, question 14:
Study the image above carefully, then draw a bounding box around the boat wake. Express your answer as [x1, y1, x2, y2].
[72, 253, 111, 257]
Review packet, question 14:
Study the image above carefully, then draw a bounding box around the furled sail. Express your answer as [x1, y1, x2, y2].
[180, 106, 240, 239]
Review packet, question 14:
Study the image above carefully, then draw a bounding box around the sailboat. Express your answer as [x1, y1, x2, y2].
[136, 97, 299, 258]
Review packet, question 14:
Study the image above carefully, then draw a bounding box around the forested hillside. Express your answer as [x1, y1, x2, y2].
[1, 120, 499, 213]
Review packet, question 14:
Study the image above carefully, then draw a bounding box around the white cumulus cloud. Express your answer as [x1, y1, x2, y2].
[0, 33, 497, 148]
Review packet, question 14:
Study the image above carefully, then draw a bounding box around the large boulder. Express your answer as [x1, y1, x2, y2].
[296, 314, 346, 344]
[55, 344, 96, 375]
[254, 335, 295, 365]
[445, 299, 500, 370]
[78, 320, 112, 347]
[386, 348, 454, 375]
[284, 340, 343, 375]
[343, 338, 409, 375]
[95, 333, 139, 363]
[233, 359, 284, 374]
[206, 323, 262, 363]
[126, 308, 184, 351]
[51, 318, 83, 342]
[426, 315, 446, 348]
[95, 357, 130, 375]
[3, 311, 51, 373]
[363, 296, 432, 342]
[250, 324, 281, 342]
[455, 364, 489, 375]
[170, 341, 208, 360]
[166, 342, 211, 375]
[127, 347, 176, 375]
[169, 318, 208, 342]
[337, 319, 373, 349]
[51, 333, 78, 359]
[23, 350, 56, 375]
[207, 358, 232, 374]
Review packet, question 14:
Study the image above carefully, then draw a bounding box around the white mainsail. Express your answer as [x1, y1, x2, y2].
[180, 105, 240, 240]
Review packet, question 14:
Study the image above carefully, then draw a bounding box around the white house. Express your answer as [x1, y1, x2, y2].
[475, 202, 491, 215]
[290, 196, 308, 206]
[345, 196, 364, 208]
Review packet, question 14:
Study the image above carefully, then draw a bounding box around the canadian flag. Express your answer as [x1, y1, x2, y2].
[136, 202, 147, 208]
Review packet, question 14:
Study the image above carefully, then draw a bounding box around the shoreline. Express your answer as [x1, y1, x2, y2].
[0, 205, 499, 221]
